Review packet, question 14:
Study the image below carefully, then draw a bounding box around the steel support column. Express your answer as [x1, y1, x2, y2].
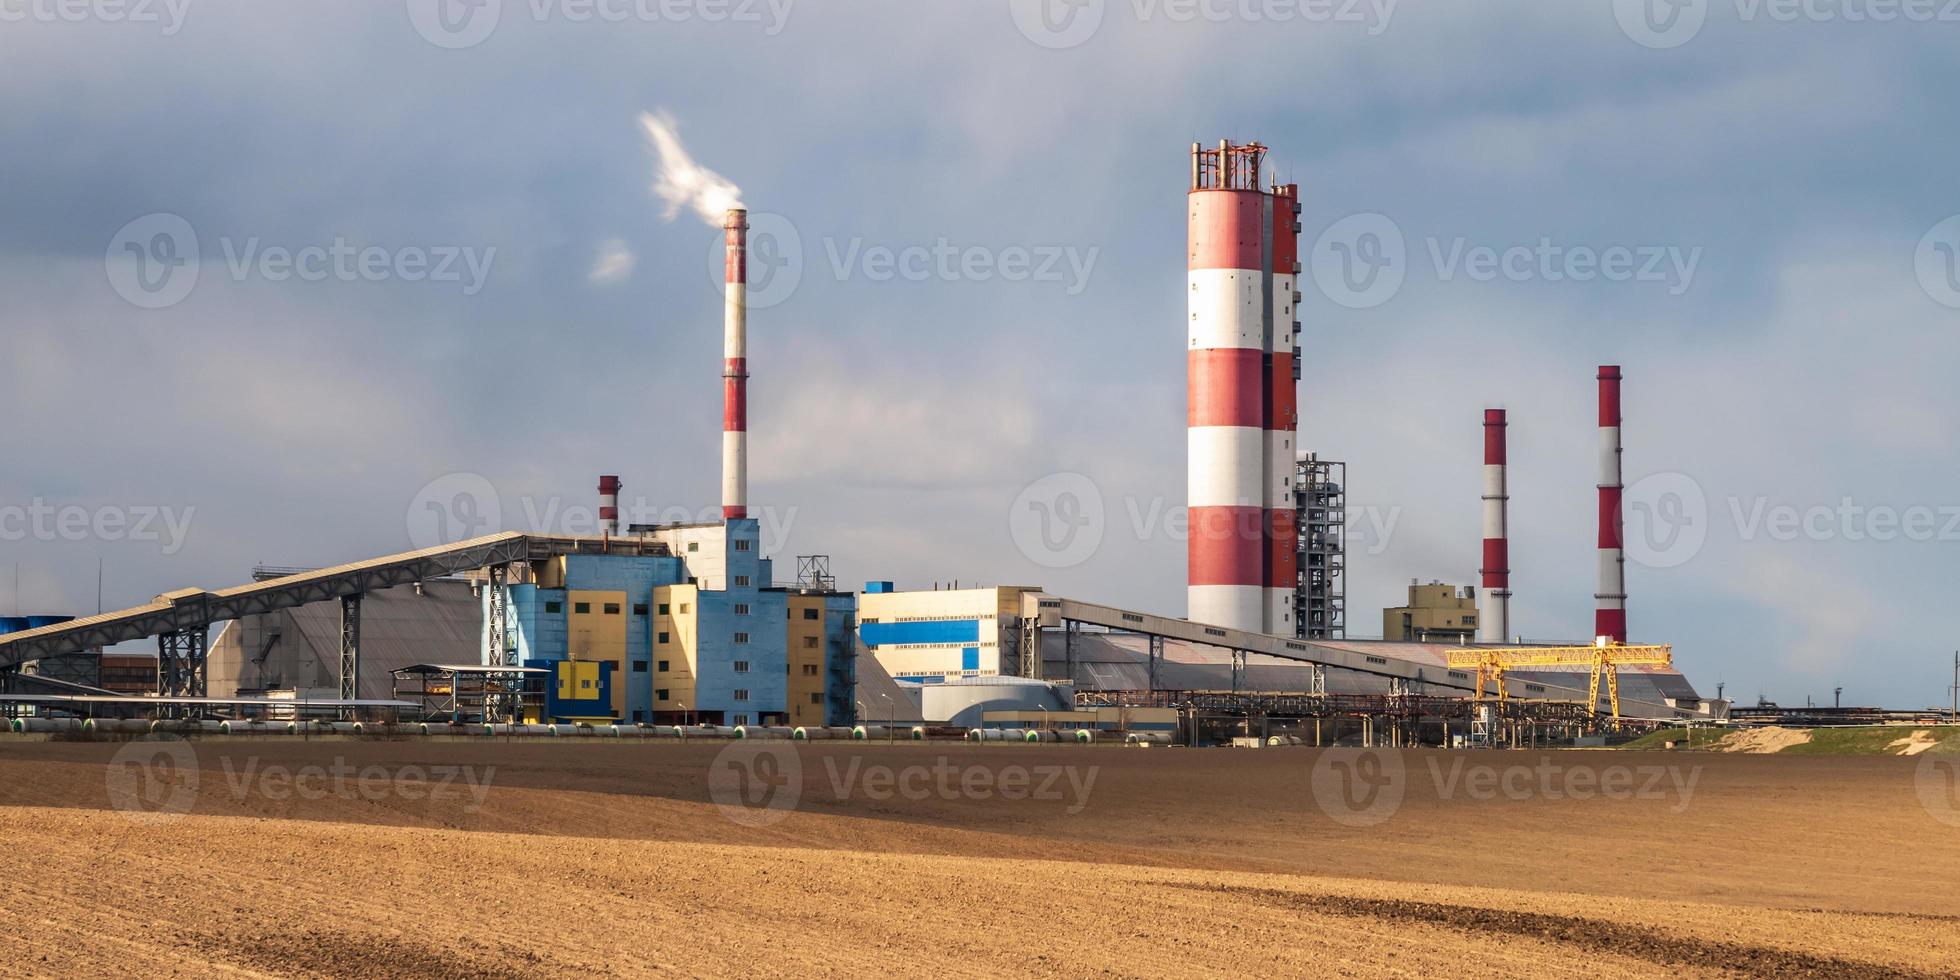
[486, 564, 516, 722]
[339, 593, 363, 712]
[1147, 634, 1164, 692]
[157, 626, 208, 702]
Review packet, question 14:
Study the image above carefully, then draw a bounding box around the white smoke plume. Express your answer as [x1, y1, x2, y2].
[638, 111, 744, 226]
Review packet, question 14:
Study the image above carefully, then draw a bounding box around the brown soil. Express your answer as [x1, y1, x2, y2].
[1, 738, 1955, 977]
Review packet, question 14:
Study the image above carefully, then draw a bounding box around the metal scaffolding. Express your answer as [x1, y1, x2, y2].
[1295, 454, 1346, 639]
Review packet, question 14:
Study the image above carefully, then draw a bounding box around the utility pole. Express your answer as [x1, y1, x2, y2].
[1834, 687, 1842, 709]
[1950, 651, 1957, 724]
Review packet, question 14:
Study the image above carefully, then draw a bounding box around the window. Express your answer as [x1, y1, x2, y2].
[733, 713, 749, 725]
[581, 679, 593, 690]
[632, 661, 648, 673]
[802, 636, 819, 649]
[809, 692, 822, 704]
[801, 609, 819, 620]
[733, 660, 750, 673]
[657, 660, 670, 672]
[604, 602, 621, 615]
[733, 689, 749, 701]
[657, 631, 670, 644]
[734, 603, 750, 615]
[733, 632, 750, 644]
[679, 603, 691, 614]
[801, 664, 819, 676]
[655, 689, 669, 701]
[658, 603, 669, 615]
[733, 575, 751, 587]
[545, 601, 562, 614]
[687, 542, 699, 552]
[574, 602, 591, 614]
[633, 603, 648, 616]
[734, 540, 751, 552]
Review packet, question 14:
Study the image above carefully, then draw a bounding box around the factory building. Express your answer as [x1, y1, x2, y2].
[1381, 582, 1479, 644]
[857, 584, 1039, 683]
[487, 519, 857, 726]
[210, 577, 481, 697]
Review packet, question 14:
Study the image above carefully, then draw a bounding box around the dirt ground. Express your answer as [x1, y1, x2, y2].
[2, 737, 1956, 977]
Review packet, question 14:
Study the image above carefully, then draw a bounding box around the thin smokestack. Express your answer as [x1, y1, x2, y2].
[598, 475, 621, 536]
[1479, 409, 1510, 644]
[723, 209, 748, 521]
[1595, 366, 1626, 643]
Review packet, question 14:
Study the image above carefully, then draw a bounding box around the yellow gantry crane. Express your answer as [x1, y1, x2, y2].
[1444, 640, 1673, 720]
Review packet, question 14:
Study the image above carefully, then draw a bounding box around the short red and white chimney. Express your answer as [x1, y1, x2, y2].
[1595, 366, 1627, 643]
[598, 475, 621, 537]
[722, 209, 748, 521]
[1478, 409, 1510, 644]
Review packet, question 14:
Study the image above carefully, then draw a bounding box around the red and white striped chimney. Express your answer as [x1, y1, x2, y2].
[1478, 409, 1510, 644]
[722, 209, 748, 521]
[1595, 365, 1627, 643]
[598, 475, 622, 536]
[1187, 140, 1271, 633]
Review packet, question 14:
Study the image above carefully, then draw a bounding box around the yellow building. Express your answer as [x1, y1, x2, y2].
[650, 583, 700, 721]
[1382, 581, 1479, 644]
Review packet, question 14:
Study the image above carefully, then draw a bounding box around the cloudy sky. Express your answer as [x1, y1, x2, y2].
[2, 1, 1956, 707]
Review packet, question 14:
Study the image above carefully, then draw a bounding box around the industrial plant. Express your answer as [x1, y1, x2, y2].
[0, 139, 1734, 748]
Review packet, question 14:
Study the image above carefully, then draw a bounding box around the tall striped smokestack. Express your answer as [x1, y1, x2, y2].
[1188, 140, 1271, 633]
[1478, 410, 1510, 643]
[598, 475, 622, 537]
[722, 209, 748, 521]
[1595, 366, 1627, 643]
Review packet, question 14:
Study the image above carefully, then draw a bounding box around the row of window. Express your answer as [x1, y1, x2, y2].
[633, 660, 819, 676]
